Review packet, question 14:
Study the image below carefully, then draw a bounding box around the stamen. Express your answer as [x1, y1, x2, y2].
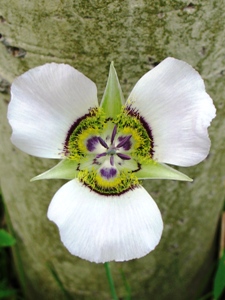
[96, 152, 107, 159]
[111, 125, 117, 144]
[110, 155, 114, 166]
[98, 137, 109, 149]
[116, 135, 132, 148]
[117, 153, 131, 160]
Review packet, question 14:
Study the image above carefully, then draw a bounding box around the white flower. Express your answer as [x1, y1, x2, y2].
[8, 58, 216, 263]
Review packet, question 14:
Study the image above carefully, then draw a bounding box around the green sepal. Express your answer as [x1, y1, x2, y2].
[31, 159, 78, 181]
[136, 161, 193, 181]
[100, 62, 125, 118]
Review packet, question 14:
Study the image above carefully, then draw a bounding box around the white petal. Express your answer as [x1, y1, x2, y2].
[48, 179, 163, 263]
[8, 63, 98, 158]
[127, 57, 216, 167]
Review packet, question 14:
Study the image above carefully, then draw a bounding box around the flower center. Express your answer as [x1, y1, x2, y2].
[64, 107, 153, 195]
[93, 126, 132, 164]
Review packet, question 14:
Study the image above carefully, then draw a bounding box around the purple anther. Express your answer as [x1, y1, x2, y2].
[98, 137, 109, 149]
[117, 135, 132, 151]
[100, 167, 117, 179]
[116, 135, 132, 149]
[96, 152, 107, 159]
[110, 155, 114, 166]
[117, 153, 131, 160]
[111, 125, 117, 144]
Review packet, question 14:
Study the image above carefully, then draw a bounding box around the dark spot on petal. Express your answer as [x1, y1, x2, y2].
[131, 162, 141, 173]
[92, 159, 101, 165]
[86, 136, 99, 151]
[100, 167, 117, 179]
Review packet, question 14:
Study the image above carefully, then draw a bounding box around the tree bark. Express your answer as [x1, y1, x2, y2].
[0, 1, 224, 299]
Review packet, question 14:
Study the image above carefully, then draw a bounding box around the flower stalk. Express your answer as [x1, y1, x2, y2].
[104, 262, 118, 300]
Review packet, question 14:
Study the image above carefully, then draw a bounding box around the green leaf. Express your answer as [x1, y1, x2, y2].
[0, 288, 17, 299]
[213, 251, 225, 300]
[100, 62, 125, 118]
[136, 161, 193, 181]
[31, 159, 78, 181]
[0, 230, 16, 247]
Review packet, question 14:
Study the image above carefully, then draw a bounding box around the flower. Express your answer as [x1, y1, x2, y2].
[8, 58, 216, 263]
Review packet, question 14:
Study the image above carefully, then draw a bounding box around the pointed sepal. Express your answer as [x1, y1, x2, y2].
[31, 159, 78, 181]
[136, 161, 193, 181]
[100, 62, 125, 118]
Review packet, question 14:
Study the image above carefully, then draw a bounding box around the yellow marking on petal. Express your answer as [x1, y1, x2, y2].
[114, 107, 152, 162]
[78, 169, 139, 195]
[95, 173, 121, 188]
[77, 128, 100, 153]
[120, 127, 142, 150]
[67, 108, 106, 161]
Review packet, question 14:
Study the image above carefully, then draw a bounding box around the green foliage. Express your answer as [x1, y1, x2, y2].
[119, 266, 131, 300]
[213, 251, 225, 300]
[0, 230, 16, 247]
[0, 281, 16, 299]
[0, 193, 18, 299]
[47, 262, 73, 300]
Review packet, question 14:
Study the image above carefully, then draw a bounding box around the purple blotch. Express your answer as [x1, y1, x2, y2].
[86, 136, 99, 152]
[100, 167, 117, 179]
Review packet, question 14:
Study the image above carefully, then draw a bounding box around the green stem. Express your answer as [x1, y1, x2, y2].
[104, 262, 118, 300]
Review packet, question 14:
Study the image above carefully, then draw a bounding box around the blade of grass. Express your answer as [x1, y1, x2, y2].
[47, 262, 73, 300]
[197, 291, 213, 300]
[213, 210, 225, 300]
[119, 266, 131, 300]
[213, 251, 225, 299]
[0, 192, 25, 298]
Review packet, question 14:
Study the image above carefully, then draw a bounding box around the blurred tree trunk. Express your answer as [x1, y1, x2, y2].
[0, 1, 224, 299]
